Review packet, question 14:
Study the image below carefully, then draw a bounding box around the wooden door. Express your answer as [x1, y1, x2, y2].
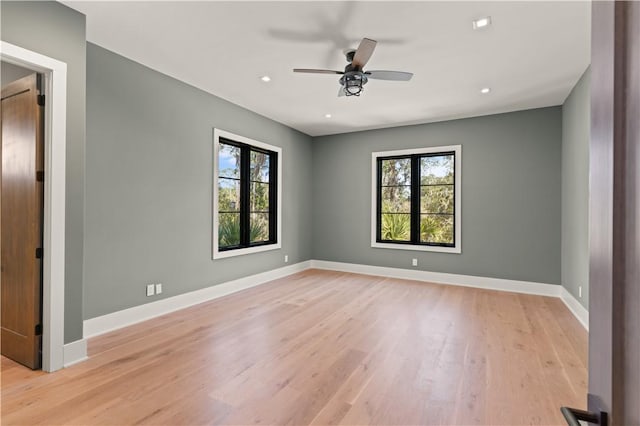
[568, 1, 640, 425]
[1, 73, 44, 370]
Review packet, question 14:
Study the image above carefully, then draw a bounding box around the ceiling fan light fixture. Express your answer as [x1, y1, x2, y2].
[346, 82, 363, 96]
[341, 73, 367, 96]
[472, 16, 492, 30]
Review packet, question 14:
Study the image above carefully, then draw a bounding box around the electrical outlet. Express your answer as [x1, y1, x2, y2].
[284, 255, 289, 263]
[579, 286, 582, 298]
[146, 284, 155, 297]
[155, 283, 163, 294]
[412, 258, 418, 267]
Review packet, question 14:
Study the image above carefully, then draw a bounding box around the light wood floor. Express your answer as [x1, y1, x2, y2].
[1, 269, 587, 425]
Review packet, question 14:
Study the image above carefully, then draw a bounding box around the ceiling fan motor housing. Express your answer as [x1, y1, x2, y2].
[345, 49, 356, 63]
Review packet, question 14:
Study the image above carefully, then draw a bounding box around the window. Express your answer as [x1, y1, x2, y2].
[213, 129, 282, 259]
[371, 145, 461, 253]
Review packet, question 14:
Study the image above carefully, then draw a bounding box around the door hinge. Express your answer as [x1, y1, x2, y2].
[36, 248, 43, 259]
[35, 324, 43, 335]
[37, 94, 45, 106]
[36, 171, 44, 182]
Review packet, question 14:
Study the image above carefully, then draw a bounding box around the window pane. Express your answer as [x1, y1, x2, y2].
[219, 143, 240, 179]
[250, 150, 270, 183]
[250, 212, 270, 243]
[420, 214, 454, 244]
[421, 185, 454, 214]
[218, 178, 240, 212]
[381, 186, 411, 213]
[250, 182, 269, 212]
[219, 213, 240, 247]
[381, 213, 411, 241]
[420, 154, 454, 185]
[381, 158, 411, 186]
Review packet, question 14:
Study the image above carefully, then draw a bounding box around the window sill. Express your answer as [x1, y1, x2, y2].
[371, 242, 461, 254]
[213, 243, 281, 260]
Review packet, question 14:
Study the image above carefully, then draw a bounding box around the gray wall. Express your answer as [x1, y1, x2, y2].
[85, 44, 313, 318]
[561, 68, 590, 308]
[312, 108, 562, 285]
[1, 1, 86, 343]
[1, 61, 33, 87]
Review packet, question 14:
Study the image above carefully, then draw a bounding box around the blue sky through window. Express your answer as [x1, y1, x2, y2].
[218, 143, 240, 178]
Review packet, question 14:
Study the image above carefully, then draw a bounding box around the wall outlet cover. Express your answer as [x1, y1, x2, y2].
[155, 283, 163, 294]
[146, 284, 155, 297]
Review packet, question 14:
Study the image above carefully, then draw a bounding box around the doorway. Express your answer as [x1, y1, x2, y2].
[1, 41, 67, 372]
[1, 64, 46, 369]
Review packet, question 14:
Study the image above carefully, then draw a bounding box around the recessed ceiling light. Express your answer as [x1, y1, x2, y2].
[324, 113, 332, 118]
[472, 16, 492, 30]
[260, 75, 271, 82]
[481, 87, 491, 94]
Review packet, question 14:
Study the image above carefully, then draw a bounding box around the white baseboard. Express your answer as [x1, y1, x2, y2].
[310, 260, 562, 297]
[83, 260, 312, 339]
[63, 339, 88, 367]
[82, 258, 587, 356]
[560, 287, 589, 331]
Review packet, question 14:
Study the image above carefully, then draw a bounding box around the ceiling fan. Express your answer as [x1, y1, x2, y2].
[293, 38, 413, 97]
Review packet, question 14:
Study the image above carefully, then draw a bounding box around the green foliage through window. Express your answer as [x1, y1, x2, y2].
[377, 150, 457, 247]
[217, 139, 277, 251]
[381, 214, 411, 241]
[219, 213, 240, 247]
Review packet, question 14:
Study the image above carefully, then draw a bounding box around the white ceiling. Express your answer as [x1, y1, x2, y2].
[62, 1, 591, 137]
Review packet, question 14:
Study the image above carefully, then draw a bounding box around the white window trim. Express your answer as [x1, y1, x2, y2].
[371, 145, 462, 254]
[212, 128, 282, 259]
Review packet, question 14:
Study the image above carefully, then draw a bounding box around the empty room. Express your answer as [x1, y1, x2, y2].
[1, 1, 638, 425]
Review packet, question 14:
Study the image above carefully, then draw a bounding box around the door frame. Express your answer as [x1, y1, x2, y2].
[1, 41, 67, 372]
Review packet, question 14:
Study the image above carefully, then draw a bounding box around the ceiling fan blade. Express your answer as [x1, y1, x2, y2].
[352, 38, 377, 69]
[338, 86, 346, 97]
[365, 70, 413, 81]
[293, 68, 344, 74]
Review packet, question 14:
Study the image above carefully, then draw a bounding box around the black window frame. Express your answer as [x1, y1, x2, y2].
[217, 137, 278, 252]
[376, 150, 457, 248]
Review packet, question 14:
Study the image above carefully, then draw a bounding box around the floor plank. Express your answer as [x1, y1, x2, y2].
[1, 269, 588, 425]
